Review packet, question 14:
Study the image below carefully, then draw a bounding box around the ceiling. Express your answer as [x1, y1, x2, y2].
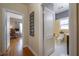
[43, 3, 69, 14]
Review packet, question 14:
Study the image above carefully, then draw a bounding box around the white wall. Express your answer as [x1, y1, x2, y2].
[27, 4, 43, 55]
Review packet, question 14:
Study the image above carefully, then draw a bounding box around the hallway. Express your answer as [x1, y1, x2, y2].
[4, 38, 23, 56]
[4, 38, 34, 56]
[0, 3, 77, 56]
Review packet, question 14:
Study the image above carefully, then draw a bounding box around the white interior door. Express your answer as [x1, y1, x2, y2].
[44, 7, 55, 56]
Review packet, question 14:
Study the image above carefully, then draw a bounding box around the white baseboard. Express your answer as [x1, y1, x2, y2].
[28, 46, 38, 56]
[23, 45, 28, 48]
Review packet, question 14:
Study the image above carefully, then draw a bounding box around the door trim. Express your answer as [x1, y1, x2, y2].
[2, 8, 24, 54]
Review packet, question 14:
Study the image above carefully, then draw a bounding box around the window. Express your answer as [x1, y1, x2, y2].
[60, 17, 69, 29]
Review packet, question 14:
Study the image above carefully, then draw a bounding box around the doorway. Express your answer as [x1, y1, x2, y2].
[42, 3, 69, 56]
[51, 17, 69, 56]
[2, 9, 24, 56]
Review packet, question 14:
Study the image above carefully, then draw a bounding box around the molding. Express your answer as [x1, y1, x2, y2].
[23, 45, 28, 48]
[28, 46, 38, 56]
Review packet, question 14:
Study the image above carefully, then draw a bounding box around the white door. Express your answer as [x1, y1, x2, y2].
[44, 7, 55, 56]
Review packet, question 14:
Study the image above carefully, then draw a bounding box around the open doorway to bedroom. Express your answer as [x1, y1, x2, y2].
[52, 17, 69, 56]
[9, 18, 23, 56]
[3, 9, 24, 56]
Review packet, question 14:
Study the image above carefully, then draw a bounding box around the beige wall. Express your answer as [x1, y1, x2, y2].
[54, 20, 60, 36]
[27, 3, 42, 55]
[27, 4, 39, 55]
[0, 3, 28, 53]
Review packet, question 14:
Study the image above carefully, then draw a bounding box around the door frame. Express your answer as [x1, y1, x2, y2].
[2, 8, 24, 54]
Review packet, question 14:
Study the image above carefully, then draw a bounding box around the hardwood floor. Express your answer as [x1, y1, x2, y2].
[23, 47, 34, 56]
[4, 38, 34, 56]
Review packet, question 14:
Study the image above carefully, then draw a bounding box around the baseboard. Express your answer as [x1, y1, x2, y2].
[28, 46, 38, 56]
[23, 45, 28, 48]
